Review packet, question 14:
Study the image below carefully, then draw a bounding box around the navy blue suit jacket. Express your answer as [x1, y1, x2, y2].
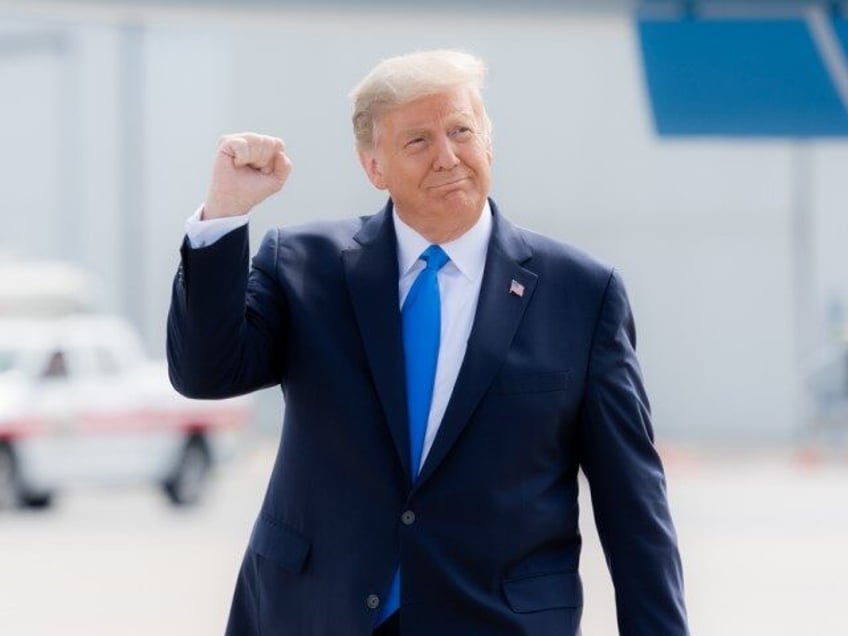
[167, 200, 687, 635]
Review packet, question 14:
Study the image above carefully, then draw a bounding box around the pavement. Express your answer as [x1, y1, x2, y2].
[1, 440, 847, 635]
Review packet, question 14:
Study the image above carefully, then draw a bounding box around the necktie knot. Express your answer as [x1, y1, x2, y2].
[421, 244, 449, 272]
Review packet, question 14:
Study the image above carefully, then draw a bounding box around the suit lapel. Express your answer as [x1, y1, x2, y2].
[342, 203, 412, 486]
[416, 203, 537, 487]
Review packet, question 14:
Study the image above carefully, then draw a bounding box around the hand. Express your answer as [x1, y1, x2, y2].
[203, 133, 293, 219]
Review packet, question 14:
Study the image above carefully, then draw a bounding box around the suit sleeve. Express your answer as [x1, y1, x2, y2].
[578, 270, 689, 635]
[167, 225, 289, 399]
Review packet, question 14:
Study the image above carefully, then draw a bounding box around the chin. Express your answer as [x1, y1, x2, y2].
[442, 191, 483, 214]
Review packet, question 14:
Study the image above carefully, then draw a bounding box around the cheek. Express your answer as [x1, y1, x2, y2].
[405, 160, 433, 186]
[474, 150, 493, 179]
[466, 142, 492, 169]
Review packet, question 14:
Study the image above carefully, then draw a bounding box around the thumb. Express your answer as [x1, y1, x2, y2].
[220, 137, 252, 168]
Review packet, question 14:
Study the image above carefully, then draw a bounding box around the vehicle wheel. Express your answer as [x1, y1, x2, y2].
[163, 437, 211, 506]
[0, 444, 22, 511]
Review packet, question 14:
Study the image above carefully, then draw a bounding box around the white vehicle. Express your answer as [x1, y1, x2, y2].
[0, 314, 252, 509]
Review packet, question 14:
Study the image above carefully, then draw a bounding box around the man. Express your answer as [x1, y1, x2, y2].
[167, 50, 688, 635]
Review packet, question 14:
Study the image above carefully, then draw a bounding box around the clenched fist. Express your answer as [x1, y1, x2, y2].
[203, 133, 293, 219]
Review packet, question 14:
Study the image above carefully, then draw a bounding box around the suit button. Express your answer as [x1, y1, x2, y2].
[366, 594, 380, 610]
[401, 510, 416, 525]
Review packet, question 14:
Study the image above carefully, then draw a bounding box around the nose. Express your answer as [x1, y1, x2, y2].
[432, 134, 460, 171]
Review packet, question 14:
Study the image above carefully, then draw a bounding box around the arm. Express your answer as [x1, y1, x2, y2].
[166, 133, 293, 399]
[167, 226, 289, 399]
[578, 270, 689, 635]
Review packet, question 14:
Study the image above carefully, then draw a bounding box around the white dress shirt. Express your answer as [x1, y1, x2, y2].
[393, 203, 491, 473]
[185, 202, 493, 473]
[185, 206, 247, 248]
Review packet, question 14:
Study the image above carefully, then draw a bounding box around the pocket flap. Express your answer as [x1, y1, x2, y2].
[502, 571, 583, 613]
[249, 514, 311, 574]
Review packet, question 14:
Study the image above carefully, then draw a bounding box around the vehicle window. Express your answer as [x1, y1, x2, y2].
[42, 350, 69, 380]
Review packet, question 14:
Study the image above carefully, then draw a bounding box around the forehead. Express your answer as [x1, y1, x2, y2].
[380, 87, 481, 132]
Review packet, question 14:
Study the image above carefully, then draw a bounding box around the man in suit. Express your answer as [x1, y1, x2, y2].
[167, 50, 688, 635]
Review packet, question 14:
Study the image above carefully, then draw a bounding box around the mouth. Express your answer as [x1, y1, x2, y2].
[427, 176, 470, 190]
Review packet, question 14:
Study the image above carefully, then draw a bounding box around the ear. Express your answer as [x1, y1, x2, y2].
[357, 148, 388, 190]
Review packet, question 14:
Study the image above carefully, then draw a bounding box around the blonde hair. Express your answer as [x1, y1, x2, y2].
[350, 49, 491, 150]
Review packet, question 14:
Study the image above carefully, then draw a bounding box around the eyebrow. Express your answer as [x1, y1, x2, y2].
[399, 128, 430, 141]
[397, 111, 476, 140]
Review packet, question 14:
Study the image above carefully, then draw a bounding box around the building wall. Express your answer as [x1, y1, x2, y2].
[1, 7, 842, 440]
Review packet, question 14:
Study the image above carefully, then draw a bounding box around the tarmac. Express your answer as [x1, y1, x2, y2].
[1, 440, 847, 635]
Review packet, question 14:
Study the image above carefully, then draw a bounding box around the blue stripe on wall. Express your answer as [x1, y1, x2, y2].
[637, 17, 848, 136]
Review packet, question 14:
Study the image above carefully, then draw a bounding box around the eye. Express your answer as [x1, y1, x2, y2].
[450, 126, 474, 139]
[404, 137, 426, 149]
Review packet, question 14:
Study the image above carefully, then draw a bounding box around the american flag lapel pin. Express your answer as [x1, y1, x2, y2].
[509, 279, 525, 297]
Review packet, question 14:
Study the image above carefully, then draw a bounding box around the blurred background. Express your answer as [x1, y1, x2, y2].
[1, 0, 847, 634]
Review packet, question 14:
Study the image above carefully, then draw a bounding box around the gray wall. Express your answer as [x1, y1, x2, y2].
[1, 6, 845, 441]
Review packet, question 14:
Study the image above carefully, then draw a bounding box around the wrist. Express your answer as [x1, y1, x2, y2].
[202, 199, 249, 220]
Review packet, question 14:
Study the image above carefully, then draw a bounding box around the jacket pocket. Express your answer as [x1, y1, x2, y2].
[249, 513, 311, 574]
[502, 570, 583, 613]
[497, 370, 572, 395]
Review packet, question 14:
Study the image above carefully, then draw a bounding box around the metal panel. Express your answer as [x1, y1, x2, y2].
[638, 10, 848, 136]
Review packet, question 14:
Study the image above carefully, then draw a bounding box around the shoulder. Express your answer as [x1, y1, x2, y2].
[524, 226, 608, 272]
[254, 212, 381, 267]
[508, 222, 635, 345]
[508, 220, 617, 297]
[262, 216, 369, 251]
[491, 201, 611, 282]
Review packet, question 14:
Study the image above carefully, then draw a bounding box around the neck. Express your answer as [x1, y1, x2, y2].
[394, 203, 485, 244]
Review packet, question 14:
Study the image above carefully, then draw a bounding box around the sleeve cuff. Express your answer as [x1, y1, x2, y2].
[184, 204, 250, 248]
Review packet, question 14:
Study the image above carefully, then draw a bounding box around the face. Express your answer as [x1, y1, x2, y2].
[358, 86, 493, 243]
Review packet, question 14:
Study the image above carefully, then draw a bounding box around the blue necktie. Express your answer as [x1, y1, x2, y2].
[377, 244, 449, 625]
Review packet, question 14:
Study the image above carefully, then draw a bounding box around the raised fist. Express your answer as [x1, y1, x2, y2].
[203, 133, 293, 219]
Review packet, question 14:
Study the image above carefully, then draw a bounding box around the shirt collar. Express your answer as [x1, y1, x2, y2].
[394, 200, 492, 282]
